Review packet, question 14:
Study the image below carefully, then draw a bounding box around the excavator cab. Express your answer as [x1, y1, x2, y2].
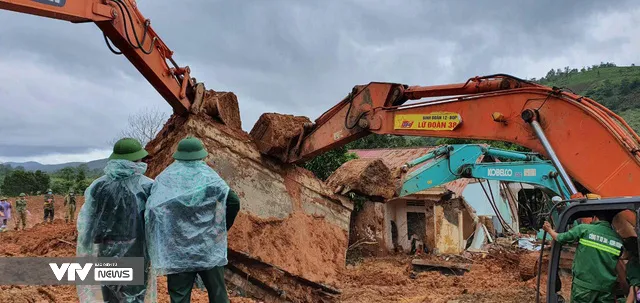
[546, 197, 640, 303]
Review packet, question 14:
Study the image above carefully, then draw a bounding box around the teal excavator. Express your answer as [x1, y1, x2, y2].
[399, 144, 571, 228]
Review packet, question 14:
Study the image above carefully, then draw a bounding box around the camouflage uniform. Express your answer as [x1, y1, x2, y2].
[64, 192, 76, 223]
[43, 192, 55, 223]
[15, 195, 27, 230]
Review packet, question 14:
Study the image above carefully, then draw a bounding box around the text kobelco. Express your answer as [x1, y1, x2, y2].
[486, 168, 513, 177]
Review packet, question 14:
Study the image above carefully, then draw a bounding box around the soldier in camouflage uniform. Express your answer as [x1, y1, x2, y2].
[15, 193, 27, 230]
[43, 189, 55, 223]
[64, 189, 76, 223]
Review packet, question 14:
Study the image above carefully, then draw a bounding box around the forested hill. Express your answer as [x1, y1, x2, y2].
[536, 63, 640, 133]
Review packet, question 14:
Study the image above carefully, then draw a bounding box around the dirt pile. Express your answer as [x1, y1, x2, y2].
[228, 211, 347, 287]
[326, 158, 395, 200]
[249, 113, 311, 161]
[339, 254, 571, 303]
[348, 202, 387, 257]
[0, 220, 76, 257]
[192, 89, 243, 130]
[0, 221, 259, 303]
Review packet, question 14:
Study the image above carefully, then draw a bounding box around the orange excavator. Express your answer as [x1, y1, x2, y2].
[251, 75, 640, 302]
[254, 76, 640, 199]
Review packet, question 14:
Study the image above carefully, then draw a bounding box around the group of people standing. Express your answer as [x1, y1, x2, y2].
[76, 136, 239, 303]
[0, 188, 77, 231]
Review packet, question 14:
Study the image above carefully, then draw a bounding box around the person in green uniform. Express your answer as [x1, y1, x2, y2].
[145, 137, 241, 303]
[64, 189, 77, 223]
[14, 193, 27, 230]
[543, 211, 623, 303]
[43, 189, 55, 223]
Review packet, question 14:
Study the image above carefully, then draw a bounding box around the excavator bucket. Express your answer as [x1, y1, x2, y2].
[144, 90, 352, 302]
[325, 158, 396, 201]
[250, 113, 311, 162]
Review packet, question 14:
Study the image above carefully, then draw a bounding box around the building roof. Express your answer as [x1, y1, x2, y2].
[349, 147, 474, 197]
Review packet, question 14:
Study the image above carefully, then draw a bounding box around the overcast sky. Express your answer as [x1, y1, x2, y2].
[1, 0, 639, 164]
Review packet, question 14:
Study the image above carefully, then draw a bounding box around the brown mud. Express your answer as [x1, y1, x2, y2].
[326, 158, 395, 200]
[249, 113, 311, 160]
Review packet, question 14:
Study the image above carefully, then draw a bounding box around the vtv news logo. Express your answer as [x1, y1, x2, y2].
[49, 263, 133, 282]
[50, 263, 93, 281]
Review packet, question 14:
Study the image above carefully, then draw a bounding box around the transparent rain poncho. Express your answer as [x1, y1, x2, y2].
[145, 160, 229, 276]
[76, 160, 157, 303]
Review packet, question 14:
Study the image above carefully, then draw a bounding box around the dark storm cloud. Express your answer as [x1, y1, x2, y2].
[0, 0, 637, 161]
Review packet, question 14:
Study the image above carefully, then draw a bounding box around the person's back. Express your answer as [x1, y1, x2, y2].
[568, 222, 622, 290]
[76, 138, 155, 303]
[146, 136, 240, 303]
[544, 213, 623, 302]
[82, 163, 152, 253]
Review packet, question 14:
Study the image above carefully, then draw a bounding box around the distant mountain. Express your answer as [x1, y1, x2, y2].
[1, 158, 108, 173]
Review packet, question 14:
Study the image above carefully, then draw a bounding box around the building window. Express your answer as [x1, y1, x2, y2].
[406, 212, 426, 240]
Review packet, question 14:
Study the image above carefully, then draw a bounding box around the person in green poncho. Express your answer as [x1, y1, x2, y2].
[145, 137, 240, 303]
[76, 138, 155, 303]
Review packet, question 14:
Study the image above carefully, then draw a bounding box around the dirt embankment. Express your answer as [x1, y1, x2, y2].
[0, 221, 258, 303]
[229, 211, 348, 287]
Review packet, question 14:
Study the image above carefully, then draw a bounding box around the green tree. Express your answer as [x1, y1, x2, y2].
[75, 167, 89, 194]
[57, 167, 76, 182]
[304, 146, 358, 181]
[346, 134, 436, 149]
[33, 170, 51, 193]
[1, 170, 50, 196]
[619, 78, 631, 95]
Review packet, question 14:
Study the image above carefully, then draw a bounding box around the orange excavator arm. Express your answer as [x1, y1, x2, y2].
[257, 75, 640, 198]
[0, 0, 194, 115]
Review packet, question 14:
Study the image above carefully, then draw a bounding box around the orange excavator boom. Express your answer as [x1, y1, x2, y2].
[0, 0, 194, 115]
[259, 75, 640, 198]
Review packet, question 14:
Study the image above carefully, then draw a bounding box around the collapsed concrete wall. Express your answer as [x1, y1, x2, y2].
[145, 90, 353, 294]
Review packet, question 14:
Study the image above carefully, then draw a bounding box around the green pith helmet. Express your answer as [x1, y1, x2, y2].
[109, 138, 149, 161]
[47, 189, 52, 193]
[19, 193, 26, 197]
[173, 136, 208, 161]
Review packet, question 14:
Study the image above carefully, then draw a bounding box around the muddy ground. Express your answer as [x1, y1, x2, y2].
[0, 196, 573, 303]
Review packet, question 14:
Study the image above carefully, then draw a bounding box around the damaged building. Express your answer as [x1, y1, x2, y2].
[332, 147, 524, 256]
